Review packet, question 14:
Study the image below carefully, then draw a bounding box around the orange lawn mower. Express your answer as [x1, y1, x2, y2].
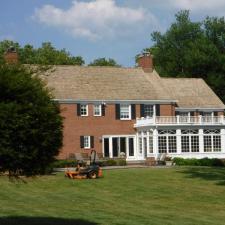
[65, 150, 103, 179]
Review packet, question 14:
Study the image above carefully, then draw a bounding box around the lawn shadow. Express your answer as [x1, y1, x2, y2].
[0, 216, 99, 225]
[179, 167, 225, 186]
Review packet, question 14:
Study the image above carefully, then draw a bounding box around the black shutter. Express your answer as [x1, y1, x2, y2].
[102, 104, 105, 116]
[175, 111, 180, 116]
[190, 111, 195, 116]
[77, 104, 81, 116]
[131, 104, 136, 119]
[140, 104, 145, 117]
[115, 104, 120, 120]
[80, 136, 84, 148]
[156, 105, 160, 116]
[214, 112, 218, 116]
[91, 136, 94, 148]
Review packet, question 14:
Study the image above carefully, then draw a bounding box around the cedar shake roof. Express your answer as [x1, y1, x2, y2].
[40, 65, 225, 109]
[41, 66, 172, 101]
[162, 78, 225, 109]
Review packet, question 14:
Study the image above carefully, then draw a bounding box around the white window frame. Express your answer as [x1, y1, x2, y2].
[181, 130, 199, 153]
[120, 104, 131, 120]
[203, 129, 221, 152]
[84, 136, 91, 149]
[158, 130, 177, 154]
[144, 105, 154, 118]
[80, 104, 88, 116]
[93, 104, 102, 116]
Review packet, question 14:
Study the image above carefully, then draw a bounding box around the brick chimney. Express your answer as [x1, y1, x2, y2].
[4, 46, 18, 64]
[137, 52, 153, 72]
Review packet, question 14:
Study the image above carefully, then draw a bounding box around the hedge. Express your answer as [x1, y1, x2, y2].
[173, 157, 225, 167]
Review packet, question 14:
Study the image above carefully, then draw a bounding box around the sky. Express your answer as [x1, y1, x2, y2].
[1, 0, 225, 67]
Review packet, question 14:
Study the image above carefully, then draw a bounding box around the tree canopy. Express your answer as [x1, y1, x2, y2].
[142, 10, 225, 103]
[0, 40, 85, 65]
[88, 57, 120, 67]
[0, 64, 63, 177]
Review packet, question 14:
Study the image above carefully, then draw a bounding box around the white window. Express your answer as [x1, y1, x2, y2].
[144, 105, 154, 117]
[181, 130, 199, 152]
[138, 137, 142, 154]
[120, 104, 131, 120]
[84, 136, 91, 149]
[80, 104, 88, 116]
[203, 129, 221, 152]
[191, 136, 199, 152]
[158, 136, 167, 153]
[181, 136, 190, 152]
[158, 130, 177, 154]
[168, 136, 177, 153]
[149, 136, 153, 153]
[94, 104, 102, 116]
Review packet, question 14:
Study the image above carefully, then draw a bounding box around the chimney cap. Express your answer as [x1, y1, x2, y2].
[6, 46, 16, 53]
[138, 51, 153, 58]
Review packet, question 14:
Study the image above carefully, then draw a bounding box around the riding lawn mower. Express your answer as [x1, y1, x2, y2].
[65, 150, 103, 179]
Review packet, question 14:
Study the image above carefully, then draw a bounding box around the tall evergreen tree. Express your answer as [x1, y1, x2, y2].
[0, 64, 63, 177]
[141, 10, 225, 103]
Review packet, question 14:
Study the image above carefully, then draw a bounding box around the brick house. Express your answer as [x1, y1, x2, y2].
[5, 50, 225, 161]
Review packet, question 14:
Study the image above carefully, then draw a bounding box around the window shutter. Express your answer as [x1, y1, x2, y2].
[140, 104, 145, 117]
[115, 104, 120, 120]
[131, 104, 136, 119]
[91, 136, 94, 148]
[77, 104, 81, 116]
[190, 111, 195, 116]
[102, 104, 105, 116]
[80, 136, 84, 148]
[156, 105, 160, 116]
[214, 112, 218, 116]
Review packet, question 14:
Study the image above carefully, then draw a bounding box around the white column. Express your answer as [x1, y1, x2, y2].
[147, 131, 150, 157]
[199, 129, 204, 153]
[109, 137, 113, 158]
[177, 129, 181, 155]
[153, 129, 158, 158]
[221, 129, 225, 153]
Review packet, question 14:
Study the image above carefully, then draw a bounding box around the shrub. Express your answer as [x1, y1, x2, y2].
[173, 157, 224, 167]
[52, 160, 78, 168]
[117, 159, 127, 166]
[105, 159, 117, 166]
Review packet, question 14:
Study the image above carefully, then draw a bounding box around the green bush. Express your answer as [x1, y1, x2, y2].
[173, 157, 224, 167]
[105, 159, 117, 166]
[52, 160, 78, 168]
[117, 159, 127, 166]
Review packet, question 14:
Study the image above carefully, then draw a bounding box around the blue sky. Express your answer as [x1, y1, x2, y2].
[1, 0, 225, 66]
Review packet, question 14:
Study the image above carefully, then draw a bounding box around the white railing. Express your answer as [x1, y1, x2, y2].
[135, 116, 225, 127]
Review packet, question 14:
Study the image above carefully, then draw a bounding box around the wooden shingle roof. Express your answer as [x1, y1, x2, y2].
[40, 65, 225, 109]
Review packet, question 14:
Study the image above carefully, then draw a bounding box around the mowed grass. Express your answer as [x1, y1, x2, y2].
[1, 167, 225, 225]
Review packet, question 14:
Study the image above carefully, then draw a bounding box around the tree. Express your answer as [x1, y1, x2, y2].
[0, 40, 85, 65]
[0, 64, 63, 177]
[141, 10, 225, 102]
[89, 57, 120, 67]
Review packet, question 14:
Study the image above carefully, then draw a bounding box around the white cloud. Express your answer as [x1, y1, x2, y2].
[170, 0, 225, 12]
[125, 0, 225, 14]
[34, 0, 158, 41]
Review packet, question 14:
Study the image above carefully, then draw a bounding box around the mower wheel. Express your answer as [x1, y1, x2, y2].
[88, 171, 97, 179]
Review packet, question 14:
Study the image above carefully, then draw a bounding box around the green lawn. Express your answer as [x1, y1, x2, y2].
[1, 167, 225, 225]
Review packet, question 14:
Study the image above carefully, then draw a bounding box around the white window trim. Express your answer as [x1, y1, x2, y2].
[120, 104, 131, 120]
[84, 136, 91, 149]
[81, 104, 88, 116]
[93, 104, 102, 117]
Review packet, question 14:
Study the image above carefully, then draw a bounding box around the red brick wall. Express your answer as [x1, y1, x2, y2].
[218, 111, 224, 116]
[160, 104, 175, 116]
[58, 104, 141, 159]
